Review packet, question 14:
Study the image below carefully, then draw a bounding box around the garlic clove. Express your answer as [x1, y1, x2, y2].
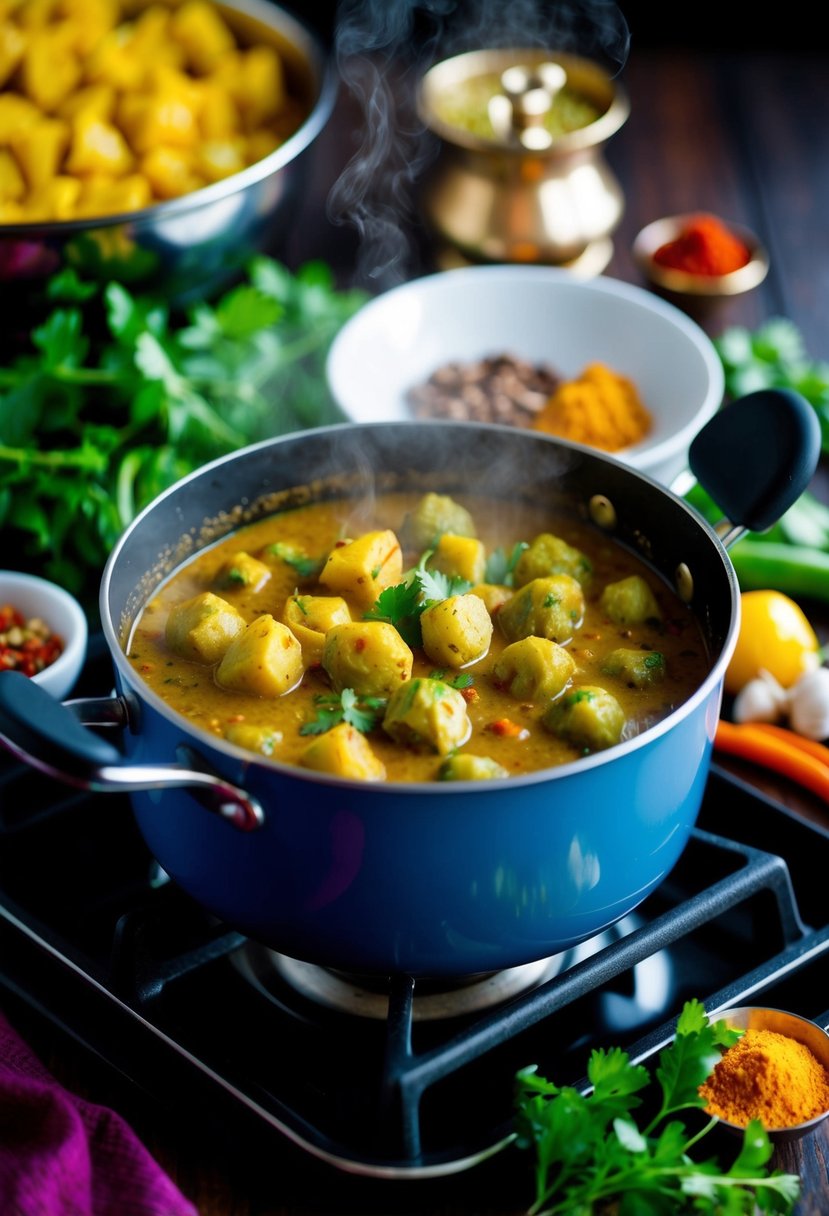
[787, 666, 829, 742]
[732, 668, 788, 725]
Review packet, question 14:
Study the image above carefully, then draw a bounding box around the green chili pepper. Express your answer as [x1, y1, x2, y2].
[729, 541, 829, 602]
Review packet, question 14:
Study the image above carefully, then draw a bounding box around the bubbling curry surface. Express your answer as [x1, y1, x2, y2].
[127, 490, 712, 783]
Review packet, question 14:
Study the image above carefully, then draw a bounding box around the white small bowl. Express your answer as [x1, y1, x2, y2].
[0, 572, 88, 700]
[326, 265, 725, 488]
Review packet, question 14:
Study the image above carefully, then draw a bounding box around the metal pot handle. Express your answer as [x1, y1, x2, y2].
[0, 671, 263, 832]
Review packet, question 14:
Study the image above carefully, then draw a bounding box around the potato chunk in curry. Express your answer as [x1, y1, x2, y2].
[498, 574, 584, 645]
[513, 532, 592, 588]
[492, 636, 576, 702]
[383, 677, 471, 755]
[542, 684, 625, 752]
[399, 492, 476, 551]
[165, 591, 246, 664]
[428, 533, 487, 584]
[282, 594, 352, 666]
[437, 753, 510, 781]
[602, 647, 666, 689]
[319, 529, 403, 607]
[420, 593, 493, 668]
[300, 722, 386, 781]
[215, 615, 303, 697]
[322, 621, 413, 697]
[600, 575, 662, 626]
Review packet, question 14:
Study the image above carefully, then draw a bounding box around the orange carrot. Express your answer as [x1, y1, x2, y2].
[488, 717, 529, 739]
[740, 721, 829, 769]
[714, 719, 829, 802]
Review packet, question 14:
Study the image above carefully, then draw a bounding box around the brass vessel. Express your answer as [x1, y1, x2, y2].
[417, 47, 630, 272]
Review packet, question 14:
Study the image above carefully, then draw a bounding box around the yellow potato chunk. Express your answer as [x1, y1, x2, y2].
[165, 591, 246, 664]
[429, 533, 486, 584]
[468, 583, 512, 616]
[215, 614, 303, 698]
[213, 551, 271, 593]
[57, 82, 115, 122]
[437, 753, 509, 781]
[400, 492, 476, 551]
[224, 721, 282, 758]
[498, 574, 585, 645]
[319, 529, 403, 608]
[0, 20, 26, 88]
[514, 532, 593, 588]
[492, 636, 576, 702]
[420, 593, 493, 668]
[169, 0, 235, 75]
[83, 24, 148, 90]
[0, 93, 40, 141]
[542, 684, 625, 752]
[119, 89, 199, 153]
[21, 174, 80, 220]
[0, 147, 24, 200]
[139, 146, 203, 199]
[600, 575, 662, 626]
[65, 110, 132, 175]
[9, 117, 69, 190]
[300, 722, 386, 782]
[282, 594, 351, 667]
[382, 677, 471, 755]
[197, 80, 237, 137]
[19, 26, 81, 110]
[74, 172, 151, 217]
[195, 137, 245, 182]
[216, 44, 284, 128]
[322, 621, 413, 698]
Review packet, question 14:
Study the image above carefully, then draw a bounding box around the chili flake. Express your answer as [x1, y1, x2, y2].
[0, 603, 64, 677]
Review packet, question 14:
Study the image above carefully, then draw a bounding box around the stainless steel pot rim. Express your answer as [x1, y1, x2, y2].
[99, 418, 740, 796]
[0, 0, 337, 238]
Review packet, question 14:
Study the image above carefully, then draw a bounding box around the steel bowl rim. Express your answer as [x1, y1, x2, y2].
[0, 0, 337, 238]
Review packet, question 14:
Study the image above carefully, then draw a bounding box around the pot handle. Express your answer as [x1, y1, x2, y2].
[0, 671, 264, 832]
[688, 387, 822, 548]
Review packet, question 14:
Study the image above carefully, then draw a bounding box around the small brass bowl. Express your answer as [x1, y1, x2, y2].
[633, 213, 769, 298]
[706, 1006, 829, 1144]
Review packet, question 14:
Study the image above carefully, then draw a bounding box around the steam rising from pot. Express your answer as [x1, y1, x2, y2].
[327, 0, 630, 289]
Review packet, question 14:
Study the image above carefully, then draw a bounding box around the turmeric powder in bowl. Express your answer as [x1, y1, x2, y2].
[532, 361, 652, 452]
[699, 1026, 829, 1131]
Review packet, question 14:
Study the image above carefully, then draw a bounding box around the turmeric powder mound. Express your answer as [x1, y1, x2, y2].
[532, 362, 652, 452]
[699, 1027, 829, 1129]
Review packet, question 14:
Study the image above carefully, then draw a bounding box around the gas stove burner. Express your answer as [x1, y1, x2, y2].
[234, 913, 670, 1022]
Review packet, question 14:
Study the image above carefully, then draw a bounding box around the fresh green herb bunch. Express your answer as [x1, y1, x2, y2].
[715, 318, 829, 454]
[0, 260, 367, 615]
[513, 999, 800, 1215]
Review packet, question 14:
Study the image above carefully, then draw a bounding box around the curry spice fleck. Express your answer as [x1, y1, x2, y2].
[699, 1026, 829, 1129]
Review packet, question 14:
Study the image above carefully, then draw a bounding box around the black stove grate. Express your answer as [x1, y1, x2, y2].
[1, 636, 828, 1178]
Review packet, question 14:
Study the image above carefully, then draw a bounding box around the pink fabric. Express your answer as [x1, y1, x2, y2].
[0, 1011, 199, 1216]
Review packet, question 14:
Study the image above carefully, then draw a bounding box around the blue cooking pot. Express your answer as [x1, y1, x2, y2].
[0, 399, 819, 977]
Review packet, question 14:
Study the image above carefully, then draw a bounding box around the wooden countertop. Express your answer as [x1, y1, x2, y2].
[6, 44, 829, 1216]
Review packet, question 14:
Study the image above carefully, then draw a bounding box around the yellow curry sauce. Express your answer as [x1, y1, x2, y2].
[126, 491, 711, 783]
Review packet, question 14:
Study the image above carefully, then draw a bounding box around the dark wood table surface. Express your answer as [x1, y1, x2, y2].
[6, 43, 829, 1216]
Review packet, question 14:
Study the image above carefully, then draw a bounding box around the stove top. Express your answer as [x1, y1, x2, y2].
[1, 638, 828, 1193]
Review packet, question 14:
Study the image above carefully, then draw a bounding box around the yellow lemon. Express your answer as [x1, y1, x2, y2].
[725, 590, 820, 695]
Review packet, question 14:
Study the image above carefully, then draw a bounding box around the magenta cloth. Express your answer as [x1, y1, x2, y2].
[0, 1011, 199, 1216]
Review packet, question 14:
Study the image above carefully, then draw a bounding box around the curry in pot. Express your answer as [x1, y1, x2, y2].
[127, 490, 712, 782]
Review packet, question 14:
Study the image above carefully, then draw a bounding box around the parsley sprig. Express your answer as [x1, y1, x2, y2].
[0, 260, 367, 613]
[364, 550, 471, 646]
[514, 999, 800, 1214]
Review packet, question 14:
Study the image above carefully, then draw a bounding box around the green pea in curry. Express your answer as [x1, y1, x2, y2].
[127, 490, 712, 783]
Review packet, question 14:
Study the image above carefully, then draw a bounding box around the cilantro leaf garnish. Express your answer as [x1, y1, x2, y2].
[300, 688, 387, 736]
[363, 552, 471, 647]
[513, 998, 800, 1215]
[485, 541, 529, 587]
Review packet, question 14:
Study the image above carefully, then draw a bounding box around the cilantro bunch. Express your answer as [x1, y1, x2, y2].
[0, 260, 367, 613]
[715, 318, 829, 454]
[513, 999, 800, 1214]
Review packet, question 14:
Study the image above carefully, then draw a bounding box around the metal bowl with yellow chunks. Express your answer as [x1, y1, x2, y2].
[0, 0, 335, 299]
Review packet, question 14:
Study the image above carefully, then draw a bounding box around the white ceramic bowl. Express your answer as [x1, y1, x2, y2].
[326, 265, 725, 487]
[0, 572, 88, 700]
